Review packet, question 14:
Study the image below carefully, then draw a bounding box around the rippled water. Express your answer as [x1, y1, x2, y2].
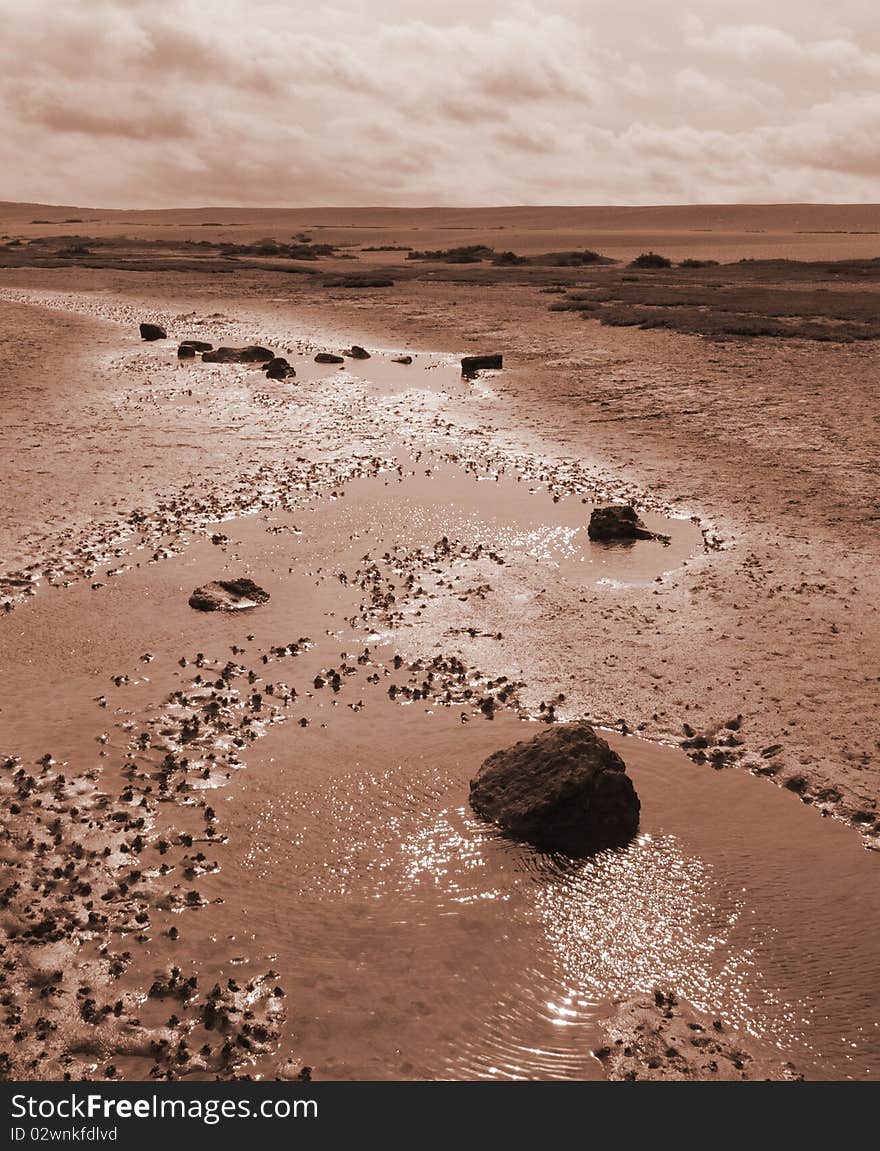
[199, 694, 880, 1081]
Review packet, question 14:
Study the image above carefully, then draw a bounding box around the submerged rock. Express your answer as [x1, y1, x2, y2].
[265, 357, 295, 380]
[461, 354, 502, 376]
[588, 505, 668, 543]
[315, 352, 344, 364]
[469, 722, 640, 854]
[345, 345, 371, 359]
[139, 323, 167, 341]
[202, 346, 274, 364]
[188, 579, 270, 612]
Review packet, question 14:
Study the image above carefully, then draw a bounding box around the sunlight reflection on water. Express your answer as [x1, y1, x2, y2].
[240, 756, 790, 1077]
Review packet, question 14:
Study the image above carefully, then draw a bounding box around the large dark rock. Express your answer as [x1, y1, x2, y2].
[469, 722, 640, 854]
[188, 578, 270, 612]
[180, 339, 214, 352]
[315, 352, 345, 364]
[588, 505, 667, 543]
[202, 346, 274, 364]
[139, 323, 167, 341]
[345, 345, 371, 359]
[461, 354, 502, 376]
[265, 357, 295, 380]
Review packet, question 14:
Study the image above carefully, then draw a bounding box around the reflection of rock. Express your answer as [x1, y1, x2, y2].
[265, 357, 295, 379]
[345, 345, 371, 359]
[139, 323, 167, 341]
[588, 505, 669, 544]
[202, 346, 274, 363]
[392, 355, 413, 364]
[469, 721, 640, 854]
[461, 354, 502, 376]
[315, 352, 344, 364]
[188, 579, 270, 612]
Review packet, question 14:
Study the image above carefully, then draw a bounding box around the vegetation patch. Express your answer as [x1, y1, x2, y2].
[630, 251, 673, 268]
[548, 259, 880, 342]
[407, 244, 496, 263]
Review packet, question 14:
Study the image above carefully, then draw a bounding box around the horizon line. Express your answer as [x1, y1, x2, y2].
[3, 199, 880, 214]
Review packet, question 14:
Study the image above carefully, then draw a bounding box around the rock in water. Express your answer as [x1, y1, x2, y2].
[238, 345, 275, 363]
[469, 722, 640, 854]
[315, 352, 345, 364]
[391, 355, 413, 364]
[461, 354, 502, 376]
[345, 345, 371, 359]
[202, 346, 274, 363]
[587, 505, 668, 543]
[188, 579, 270, 612]
[139, 323, 167, 341]
[265, 357, 295, 380]
[179, 339, 214, 352]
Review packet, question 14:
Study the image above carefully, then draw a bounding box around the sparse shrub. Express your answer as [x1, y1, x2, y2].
[531, 250, 612, 266]
[679, 258, 720, 268]
[630, 251, 672, 269]
[492, 250, 528, 265]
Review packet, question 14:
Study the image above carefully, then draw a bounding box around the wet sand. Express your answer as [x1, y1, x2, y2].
[1, 228, 879, 1081]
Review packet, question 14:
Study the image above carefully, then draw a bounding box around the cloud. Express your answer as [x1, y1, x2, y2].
[0, 0, 878, 206]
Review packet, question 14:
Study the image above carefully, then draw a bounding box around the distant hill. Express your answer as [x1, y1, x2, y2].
[2, 200, 879, 230]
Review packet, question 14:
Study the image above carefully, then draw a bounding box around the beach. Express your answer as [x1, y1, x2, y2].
[1, 204, 879, 1081]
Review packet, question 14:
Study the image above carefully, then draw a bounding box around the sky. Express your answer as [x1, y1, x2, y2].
[2, 0, 879, 208]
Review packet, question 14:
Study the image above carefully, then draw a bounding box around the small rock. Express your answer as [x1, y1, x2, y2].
[345, 345, 371, 359]
[188, 579, 270, 612]
[391, 355, 413, 365]
[461, 354, 502, 376]
[202, 346, 274, 363]
[265, 357, 295, 380]
[315, 353, 345, 364]
[178, 340, 213, 356]
[139, 323, 167, 341]
[588, 506, 668, 544]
